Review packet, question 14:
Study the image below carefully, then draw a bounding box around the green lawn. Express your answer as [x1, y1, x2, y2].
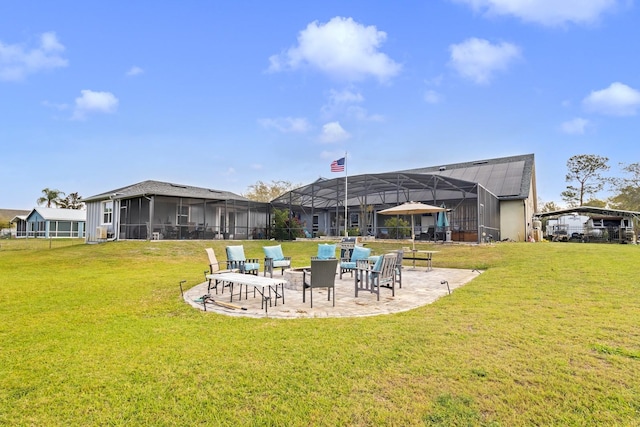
[1, 240, 639, 426]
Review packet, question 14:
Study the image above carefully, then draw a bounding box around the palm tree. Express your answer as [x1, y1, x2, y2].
[37, 188, 65, 208]
[58, 192, 84, 210]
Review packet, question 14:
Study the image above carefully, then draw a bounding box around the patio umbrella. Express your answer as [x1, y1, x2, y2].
[378, 201, 446, 251]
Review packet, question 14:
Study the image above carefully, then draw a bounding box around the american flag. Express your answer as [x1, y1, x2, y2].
[330, 157, 345, 172]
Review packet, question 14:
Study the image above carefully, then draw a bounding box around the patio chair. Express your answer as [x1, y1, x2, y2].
[316, 243, 337, 260]
[393, 249, 404, 288]
[204, 248, 236, 294]
[263, 244, 291, 278]
[303, 258, 339, 308]
[339, 245, 371, 279]
[355, 252, 397, 301]
[339, 237, 357, 259]
[225, 245, 260, 275]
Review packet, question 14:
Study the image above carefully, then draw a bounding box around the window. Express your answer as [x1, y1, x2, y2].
[177, 205, 189, 225]
[103, 201, 113, 224]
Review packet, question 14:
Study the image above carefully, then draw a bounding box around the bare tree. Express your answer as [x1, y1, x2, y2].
[609, 162, 640, 211]
[561, 154, 609, 207]
[243, 180, 299, 202]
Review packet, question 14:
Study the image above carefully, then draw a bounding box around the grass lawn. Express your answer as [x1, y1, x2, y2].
[1, 239, 639, 426]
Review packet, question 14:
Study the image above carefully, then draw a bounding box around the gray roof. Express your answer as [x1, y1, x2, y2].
[401, 153, 535, 200]
[84, 180, 251, 203]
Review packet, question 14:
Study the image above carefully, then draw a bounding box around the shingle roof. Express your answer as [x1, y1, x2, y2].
[400, 153, 535, 200]
[84, 180, 250, 202]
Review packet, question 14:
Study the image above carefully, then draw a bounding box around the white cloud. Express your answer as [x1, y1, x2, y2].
[0, 32, 68, 81]
[560, 117, 590, 134]
[320, 88, 384, 121]
[258, 117, 311, 133]
[583, 82, 640, 116]
[328, 88, 364, 104]
[346, 105, 385, 122]
[452, 0, 620, 26]
[424, 90, 442, 104]
[319, 121, 351, 143]
[41, 100, 69, 111]
[268, 16, 401, 82]
[126, 66, 144, 76]
[72, 90, 119, 120]
[449, 37, 521, 84]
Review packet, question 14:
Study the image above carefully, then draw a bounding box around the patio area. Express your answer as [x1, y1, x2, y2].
[183, 267, 482, 318]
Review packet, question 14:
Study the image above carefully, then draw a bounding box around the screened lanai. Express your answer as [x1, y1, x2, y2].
[84, 180, 270, 242]
[271, 172, 500, 243]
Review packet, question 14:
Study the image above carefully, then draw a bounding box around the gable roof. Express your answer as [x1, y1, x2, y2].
[400, 153, 535, 200]
[27, 207, 86, 221]
[84, 180, 250, 203]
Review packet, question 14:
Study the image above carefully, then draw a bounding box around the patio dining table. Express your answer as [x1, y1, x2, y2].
[402, 250, 439, 271]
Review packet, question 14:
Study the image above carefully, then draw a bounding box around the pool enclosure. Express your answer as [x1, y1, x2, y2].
[271, 172, 500, 243]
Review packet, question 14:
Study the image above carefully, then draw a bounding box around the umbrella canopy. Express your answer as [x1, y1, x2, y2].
[379, 202, 446, 250]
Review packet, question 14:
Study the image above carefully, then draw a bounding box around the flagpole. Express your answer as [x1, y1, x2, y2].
[344, 152, 348, 237]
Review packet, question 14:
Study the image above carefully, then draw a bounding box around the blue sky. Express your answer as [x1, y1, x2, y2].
[2, 0, 639, 209]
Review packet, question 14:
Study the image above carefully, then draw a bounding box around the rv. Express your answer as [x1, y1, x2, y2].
[545, 214, 589, 242]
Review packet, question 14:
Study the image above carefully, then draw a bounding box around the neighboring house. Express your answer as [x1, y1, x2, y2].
[83, 180, 271, 242]
[272, 154, 537, 243]
[14, 207, 86, 238]
[1, 209, 30, 237]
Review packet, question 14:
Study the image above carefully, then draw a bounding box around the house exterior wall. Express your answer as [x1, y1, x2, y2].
[500, 201, 526, 241]
[86, 198, 122, 241]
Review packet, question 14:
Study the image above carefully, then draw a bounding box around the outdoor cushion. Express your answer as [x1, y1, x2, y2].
[317, 244, 336, 259]
[243, 262, 260, 271]
[272, 259, 290, 268]
[371, 254, 384, 272]
[226, 245, 246, 261]
[341, 261, 357, 269]
[350, 246, 371, 262]
[263, 245, 285, 261]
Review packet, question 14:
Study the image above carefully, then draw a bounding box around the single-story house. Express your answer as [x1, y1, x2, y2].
[272, 154, 537, 243]
[2, 209, 30, 237]
[13, 207, 86, 238]
[83, 180, 271, 242]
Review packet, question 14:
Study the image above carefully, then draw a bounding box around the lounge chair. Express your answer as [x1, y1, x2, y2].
[303, 258, 339, 308]
[263, 244, 291, 278]
[204, 248, 236, 294]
